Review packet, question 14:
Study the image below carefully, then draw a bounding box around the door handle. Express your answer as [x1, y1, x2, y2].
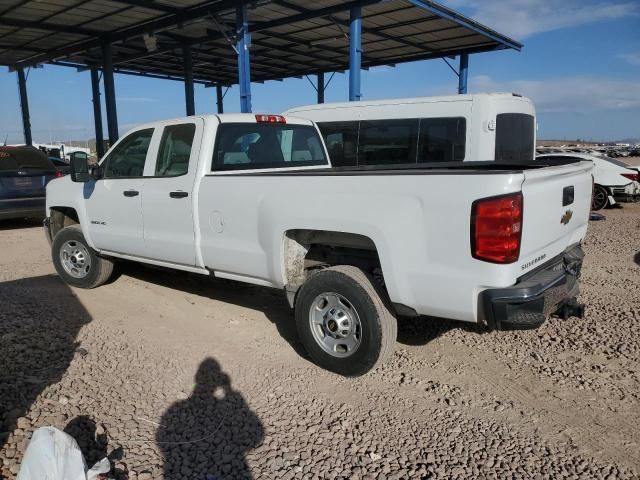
[123, 190, 139, 197]
[170, 191, 189, 198]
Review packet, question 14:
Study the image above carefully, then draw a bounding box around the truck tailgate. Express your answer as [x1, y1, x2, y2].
[519, 160, 593, 269]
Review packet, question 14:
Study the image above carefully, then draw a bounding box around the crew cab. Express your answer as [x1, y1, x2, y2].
[45, 113, 592, 376]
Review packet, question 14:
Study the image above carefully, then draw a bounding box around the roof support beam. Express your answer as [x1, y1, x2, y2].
[406, 0, 522, 50]
[108, 0, 180, 14]
[349, 6, 362, 101]
[183, 45, 195, 116]
[90, 68, 105, 158]
[236, 4, 251, 113]
[0, 17, 101, 37]
[102, 41, 119, 145]
[16, 67, 32, 146]
[458, 53, 468, 94]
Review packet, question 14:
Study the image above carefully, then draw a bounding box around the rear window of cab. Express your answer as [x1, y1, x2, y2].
[212, 123, 327, 171]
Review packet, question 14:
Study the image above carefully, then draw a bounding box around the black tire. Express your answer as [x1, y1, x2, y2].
[52, 225, 114, 288]
[295, 265, 397, 376]
[591, 185, 609, 211]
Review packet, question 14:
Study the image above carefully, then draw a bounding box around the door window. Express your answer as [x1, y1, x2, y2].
[418, 117, 466, 163]
[358, 119, 419, 166]
[103, 128, 154, 178]
[317, 121, 359, 167]
[155, 123, 196, 177]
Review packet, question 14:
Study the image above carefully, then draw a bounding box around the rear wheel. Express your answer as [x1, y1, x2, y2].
[295, 265, 397, 376]
[52, 225, 114, 288]
[591, 185, 609, 210]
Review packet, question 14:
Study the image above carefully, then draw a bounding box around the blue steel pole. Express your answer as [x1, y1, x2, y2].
[183, 44, 195, 116]
[317, 72, 325, 104]
[90, 68, 105, 158]
[102, 40, 119, 145]
[216, 85, 224, 113]
[16, 67, 32, 146]
[349, 6, 362, 101]
[458, 53, 468, 94]
[236, 4, 252, 113]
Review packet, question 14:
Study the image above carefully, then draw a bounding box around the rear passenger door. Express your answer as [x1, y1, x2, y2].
[141, 119, 203, 266]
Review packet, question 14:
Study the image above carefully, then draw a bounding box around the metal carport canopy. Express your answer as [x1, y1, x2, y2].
[0, 0, 521, 86]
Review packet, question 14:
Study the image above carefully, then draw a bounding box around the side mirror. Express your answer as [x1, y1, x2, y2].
[70, 155, 92, 183]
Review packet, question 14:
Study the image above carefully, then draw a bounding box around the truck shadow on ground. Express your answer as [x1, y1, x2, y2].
[157, 358, 264, 480]
[114, 261, 308, 357]
[0, 218, 43, 231]
[115, 261, 486, 357]
[397, 315, 488, 346]
[0, 275, 91, 479]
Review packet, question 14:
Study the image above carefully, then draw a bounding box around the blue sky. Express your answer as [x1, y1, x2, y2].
[1, 0, 639, 144]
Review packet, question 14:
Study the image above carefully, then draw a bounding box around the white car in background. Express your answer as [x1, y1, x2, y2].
[537, 152, 640, 210]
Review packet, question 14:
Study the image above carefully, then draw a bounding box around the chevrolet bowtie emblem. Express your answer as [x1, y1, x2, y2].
[560, 209, 573, 225]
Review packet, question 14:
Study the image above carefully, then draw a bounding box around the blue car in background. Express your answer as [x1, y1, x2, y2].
[0, 146, 60, 221]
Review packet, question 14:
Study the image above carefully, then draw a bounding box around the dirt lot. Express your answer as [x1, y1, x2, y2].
[1, 203, 639, 480]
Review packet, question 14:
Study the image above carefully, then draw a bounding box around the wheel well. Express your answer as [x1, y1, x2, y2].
[283, 230, 384, 306]
[49, 207, 79, 239]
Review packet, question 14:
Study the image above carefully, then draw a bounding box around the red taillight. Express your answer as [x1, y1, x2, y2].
[621, 172, 639, 182]
[471, 192, 523, 264]
[255, 114, 286, 124]
[55, 169, 64, 177]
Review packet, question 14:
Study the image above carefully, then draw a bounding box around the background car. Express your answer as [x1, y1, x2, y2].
[49, 157, 71, 175]
[537, 152, 640, 210]
[0, 146, 60, 221]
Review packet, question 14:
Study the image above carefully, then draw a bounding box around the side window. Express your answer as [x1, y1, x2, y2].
[103, 128, 153, 178]
[358, 119, 419, 166]
[495, 113, 535, 163]
[317, 121, 359, 167]
[418, 117, 466, 163]
[212, 123, 327, 171]
[155, 123, 196, 177]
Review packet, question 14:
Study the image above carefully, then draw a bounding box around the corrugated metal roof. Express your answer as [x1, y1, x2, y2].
[0, 0, 521, 85]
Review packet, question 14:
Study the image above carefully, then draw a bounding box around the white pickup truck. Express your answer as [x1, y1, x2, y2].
[45, 113, 592, 376]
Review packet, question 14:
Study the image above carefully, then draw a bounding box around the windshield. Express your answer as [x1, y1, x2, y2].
[495, 114, 535, 164]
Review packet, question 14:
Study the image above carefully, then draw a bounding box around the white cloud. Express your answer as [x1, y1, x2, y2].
[618, 52, 640, 66]
[443, 0, 639, 39]
[470, 75, 640, 112]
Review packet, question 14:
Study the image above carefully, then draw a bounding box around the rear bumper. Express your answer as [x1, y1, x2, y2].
[480, 245, 584, 330]
[0, 197, 45, 220]
[611, 183, 640, 202]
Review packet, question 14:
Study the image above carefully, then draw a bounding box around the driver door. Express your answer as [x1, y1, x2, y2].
[84, 128, 155, 257]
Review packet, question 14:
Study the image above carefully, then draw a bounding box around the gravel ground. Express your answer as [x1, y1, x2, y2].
[1, 203, 639, 480]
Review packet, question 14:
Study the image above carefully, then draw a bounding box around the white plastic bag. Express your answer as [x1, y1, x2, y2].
[16, 427, 110, 480]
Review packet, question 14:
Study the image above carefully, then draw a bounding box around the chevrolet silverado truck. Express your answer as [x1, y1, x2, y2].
[45, 113, 592, 376]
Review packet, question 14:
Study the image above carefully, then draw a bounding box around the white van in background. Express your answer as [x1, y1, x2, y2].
[285, 93, 536, 166]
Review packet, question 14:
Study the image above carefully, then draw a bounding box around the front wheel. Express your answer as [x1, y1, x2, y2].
[295, 265, 397, 376]
[52, 225, 114, 288]
[591, 185, 610, 211]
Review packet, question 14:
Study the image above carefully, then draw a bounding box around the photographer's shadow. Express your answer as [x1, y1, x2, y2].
[157, 358, 263, 480]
